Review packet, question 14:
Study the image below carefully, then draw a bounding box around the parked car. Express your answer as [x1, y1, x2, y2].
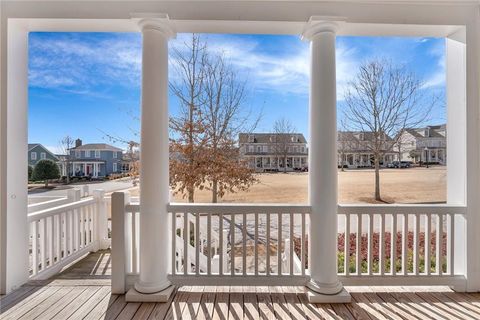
[388, 161, 411, 168]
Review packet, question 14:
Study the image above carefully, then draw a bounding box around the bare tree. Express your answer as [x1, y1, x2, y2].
[201, 52, 259, 202]
[169, 34, 209, 202]
[58, 135, 75, 183]
[343, 60, 432, 201]
[273, 118, 297, 173]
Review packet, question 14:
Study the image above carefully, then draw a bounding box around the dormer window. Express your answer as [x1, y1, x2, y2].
[359, 133, 364, 141]
[425, 128, 430, 137]
[248, 134, 254, 143]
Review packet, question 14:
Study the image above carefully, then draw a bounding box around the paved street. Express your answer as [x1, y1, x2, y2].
[28, 178, 136, 204]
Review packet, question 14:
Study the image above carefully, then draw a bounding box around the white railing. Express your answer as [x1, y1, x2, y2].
[28, 189, 109, 280]
[337, 204, 467, 288]
[111, 192, 467, 292]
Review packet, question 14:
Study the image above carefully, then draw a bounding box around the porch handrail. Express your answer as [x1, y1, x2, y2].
[112, 192, 467, 293]
[28, 189, 109, 280]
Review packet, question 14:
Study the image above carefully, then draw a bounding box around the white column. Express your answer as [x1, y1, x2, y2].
[133, 14, 175, 297]
[303, 17, 346, 300]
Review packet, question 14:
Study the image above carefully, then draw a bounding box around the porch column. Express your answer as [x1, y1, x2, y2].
[129, 14, 175, 301]
[303, 16, 349, 302]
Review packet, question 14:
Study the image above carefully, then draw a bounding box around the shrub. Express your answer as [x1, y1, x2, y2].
[31, 160, 60, 187]
[28, 165, 33, 180]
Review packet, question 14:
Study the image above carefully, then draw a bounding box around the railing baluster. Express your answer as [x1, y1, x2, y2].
[207, 212, 212, 276]
[80, 208, 85, 248]
[344, 213, 350, 276]
[32, 221, 38, 275]
[356, 213, 362, 275]
[40, 219, 46, 271]
[448, 213, 455, 276]
[132, 211, 137, 274]
[172, 212, 176, 275]
[403, 214, 408, 275]
[278, 213, 282, 276]
[414, 213, 420, 275]
[290, 213, 294, 276]
[55, 214, 61, 264]
[380, 213, 385, 276]
[254, 213, 259, 276]
[48, 216, 54, 267]
[266, 213, 270, 276]
[425, 214, 431, 275]
[196, 212, 200, 275]
[242, 212, 247, 276]
[436, 214, 443, 275]
[301, 212, 306, 276]
[62, 212, 67, 258]
[391, 214, 397, 276]
[219, 213, 223, 275]
[74, 209, 79, 251]
[231, 213, 235, 276]
[184, 212, 188, 275]
[368, 214, 373, 275]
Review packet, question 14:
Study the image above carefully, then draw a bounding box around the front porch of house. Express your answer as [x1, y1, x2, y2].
[2, 0, 480, 316]
[3, 249, 480, 320]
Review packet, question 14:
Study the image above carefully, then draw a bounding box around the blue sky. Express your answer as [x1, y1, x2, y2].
[28, 32, 445, 153]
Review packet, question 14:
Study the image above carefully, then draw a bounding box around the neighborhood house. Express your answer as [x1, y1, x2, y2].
[239, 133, 308, 172]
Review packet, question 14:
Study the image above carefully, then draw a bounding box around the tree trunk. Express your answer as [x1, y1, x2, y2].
[212, 179, 218, 203]
[66, 162, 70, 184]
[374, 157, 381, 201]
[45, 179, 49, 188]
[188, 185, 194, 203]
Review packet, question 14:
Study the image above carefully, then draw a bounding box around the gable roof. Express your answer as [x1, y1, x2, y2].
[28, 143, 60, 161]
[404, 124, 446, 139]
[71, 143, 123, 152]
[239, 133, 307, 144]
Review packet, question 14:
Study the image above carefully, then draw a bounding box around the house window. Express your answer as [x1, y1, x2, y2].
[75, 151, 81, 158]
[248, 145, 254, 153]
[31, 152, 37, 160]
[263, 146, 268, 152]
[301, 147, 305, 153]
[113, 163, 117, 172]
[113, 152, 117, 159]
[257, 146, 262, 153]
[248, 135, 254, 142]
[95, 150, 101, 158]
[85, 150, 90, 158]
[40, 152, 46, 160]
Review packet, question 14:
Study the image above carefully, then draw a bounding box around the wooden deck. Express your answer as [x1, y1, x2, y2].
[2, 251, 480, 319]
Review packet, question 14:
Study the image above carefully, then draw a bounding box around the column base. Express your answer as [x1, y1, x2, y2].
[126, 285, 175, 303]
[307, 287, 351, 303]
[306, 279, 343, 295]
[135, 279, 172, 294]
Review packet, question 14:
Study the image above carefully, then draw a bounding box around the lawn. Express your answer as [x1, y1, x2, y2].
[129, 166, 446, 204]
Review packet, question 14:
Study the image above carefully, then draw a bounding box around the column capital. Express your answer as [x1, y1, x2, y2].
[131, 13, 176, 39]
[302, 16, 345, 41]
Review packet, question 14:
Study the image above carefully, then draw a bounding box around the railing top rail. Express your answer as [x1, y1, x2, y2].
[125, 202, 312, 214]
[168, 203, 312, 214]
[28, 197, 96, 222]
[125, 201, 467, 215]
[338, 203, 467, 215]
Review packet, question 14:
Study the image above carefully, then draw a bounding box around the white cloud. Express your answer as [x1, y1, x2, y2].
[422, 40, 446, 89]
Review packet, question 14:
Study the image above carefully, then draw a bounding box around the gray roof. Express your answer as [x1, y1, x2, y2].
[71, 143, 123, 152]
[404, 124, 446, 139]
[239, 133, 307, 144]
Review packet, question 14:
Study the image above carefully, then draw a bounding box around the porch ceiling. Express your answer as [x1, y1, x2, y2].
[3, 0, 471, 37]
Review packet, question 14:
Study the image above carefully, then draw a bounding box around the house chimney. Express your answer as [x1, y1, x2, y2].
[75, 138, 82, 148]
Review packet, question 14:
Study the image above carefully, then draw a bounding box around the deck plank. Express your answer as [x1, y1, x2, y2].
[4, 251, 480, 320]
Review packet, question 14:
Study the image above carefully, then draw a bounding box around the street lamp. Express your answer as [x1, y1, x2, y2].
[424, 147, 429, 168]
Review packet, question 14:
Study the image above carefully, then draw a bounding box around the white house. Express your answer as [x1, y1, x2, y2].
[239, 133, 308, 172]
[397, 124, 447, 165]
